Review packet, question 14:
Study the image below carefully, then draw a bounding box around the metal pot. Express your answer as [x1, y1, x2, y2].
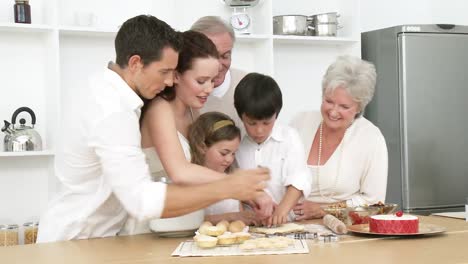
[223, 0, 259, 7]
[2, 107, 42, 152]
[307, 12, 342, 37]
[308, 12, 340, 24]
[273, 15, 312, 36]
[309, 23, 340, 37]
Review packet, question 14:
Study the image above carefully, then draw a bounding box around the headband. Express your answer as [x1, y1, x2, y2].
[212, 120, 234, 132]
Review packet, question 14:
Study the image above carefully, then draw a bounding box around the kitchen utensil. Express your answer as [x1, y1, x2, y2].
[307, 12, 342, 36]
[308, 12, 339, 24]
[2, 107, 42, 152]
[273, 15, 312, 36]
[224, 0, 259, 34]
[149, 174, 204, 237]
[308, 23, 343, 37]
[223, 0, 259, 6]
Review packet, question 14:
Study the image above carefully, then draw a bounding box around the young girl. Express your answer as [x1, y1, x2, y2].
[188, 111, 258, 225]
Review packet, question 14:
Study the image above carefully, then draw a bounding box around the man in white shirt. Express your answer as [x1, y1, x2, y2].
[37, 15, 269, 243]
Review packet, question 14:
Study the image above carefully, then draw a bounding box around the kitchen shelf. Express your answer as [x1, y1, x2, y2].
[59, 26, 118, 37]
[0, 23, 54, 33]
[0, 150, 55, 157]
[236, 34, 271, 43]
[273, 35, 358, 45]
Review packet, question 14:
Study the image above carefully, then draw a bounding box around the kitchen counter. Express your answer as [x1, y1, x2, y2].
[1, 216, 467, 264]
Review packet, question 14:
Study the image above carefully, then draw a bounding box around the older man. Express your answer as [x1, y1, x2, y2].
[191, 16, 247, 129]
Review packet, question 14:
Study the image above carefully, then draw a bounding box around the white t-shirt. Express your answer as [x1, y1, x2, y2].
[236, 123, 311, 220]
[290, 111, 388, 206]
[37, 68, 166, 242]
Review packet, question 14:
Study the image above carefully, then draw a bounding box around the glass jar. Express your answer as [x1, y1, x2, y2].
[14, 0, 31, 24]
[0, 224, 19, 246]
[23, 222, 39, 244]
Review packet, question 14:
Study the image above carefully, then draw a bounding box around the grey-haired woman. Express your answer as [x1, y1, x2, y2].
[290, 55, 388, 220]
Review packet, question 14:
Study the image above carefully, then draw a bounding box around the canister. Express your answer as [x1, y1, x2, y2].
[0, 224, 19, 246]
[23, 222, 39, 244]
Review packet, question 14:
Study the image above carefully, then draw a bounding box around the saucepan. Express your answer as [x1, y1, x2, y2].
[307, 12, 343, 37]
[273, 15, 313, 36]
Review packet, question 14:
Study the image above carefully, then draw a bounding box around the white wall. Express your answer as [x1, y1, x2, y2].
[360, 0, 468, 32]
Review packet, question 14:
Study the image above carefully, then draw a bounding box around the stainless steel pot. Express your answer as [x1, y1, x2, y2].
[223, 0, 259, 7]
[309, 23, 340, 37]
[307, 12, 342, 37]
[308, 12, 340, 24]
[273, 15, 312, 36]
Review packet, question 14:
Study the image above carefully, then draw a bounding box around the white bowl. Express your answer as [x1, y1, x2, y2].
[149, 209, 204, 236]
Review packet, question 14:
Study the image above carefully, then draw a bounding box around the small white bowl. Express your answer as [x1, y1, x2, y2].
[149, 209, 204, 237]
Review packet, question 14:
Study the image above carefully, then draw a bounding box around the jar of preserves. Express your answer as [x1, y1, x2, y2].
[23, 222, 39, 244]
[14, 0, 31, 24]
[0, 224, 19, 246]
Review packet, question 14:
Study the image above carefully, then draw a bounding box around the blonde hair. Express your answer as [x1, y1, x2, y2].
[188, 112, 240, 171]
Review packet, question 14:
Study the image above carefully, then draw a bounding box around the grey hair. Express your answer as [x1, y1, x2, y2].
[322, 55, 377, 117]
[190, 16, 236, 42]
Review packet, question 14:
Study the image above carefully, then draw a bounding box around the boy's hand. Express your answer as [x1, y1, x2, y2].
[267, 205, 289, 227]
[252, 192, 276, 219]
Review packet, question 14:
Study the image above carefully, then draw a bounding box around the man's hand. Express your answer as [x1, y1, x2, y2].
[225, 168, 270, 201]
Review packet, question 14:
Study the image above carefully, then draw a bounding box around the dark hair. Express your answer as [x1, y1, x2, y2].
[188, 111, 240, 172]
[234, 72, 283, 120]
[158, 30, 219, 101]
[115, 15, 182, 68]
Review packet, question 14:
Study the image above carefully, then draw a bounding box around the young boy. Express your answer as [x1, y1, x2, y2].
[234, 72, 311, 226]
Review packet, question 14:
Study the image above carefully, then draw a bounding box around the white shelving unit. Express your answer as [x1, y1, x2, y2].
[0, 0, 360, 224]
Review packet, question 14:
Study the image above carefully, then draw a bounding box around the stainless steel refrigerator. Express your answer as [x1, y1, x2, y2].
[362, 24, 468, 214]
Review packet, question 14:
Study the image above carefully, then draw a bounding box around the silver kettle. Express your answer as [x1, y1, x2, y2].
[1, 107, 43, 152]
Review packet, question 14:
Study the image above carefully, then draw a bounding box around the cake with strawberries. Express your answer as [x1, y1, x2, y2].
[369, 213, 419, 234]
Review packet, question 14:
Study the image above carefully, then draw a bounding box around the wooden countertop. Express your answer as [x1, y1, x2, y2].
[2, 216, 467, 264]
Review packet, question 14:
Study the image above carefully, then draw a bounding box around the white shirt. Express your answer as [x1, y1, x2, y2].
[290, 111, 388, 206]
[236, 123, 311, 219]
[211, 69, 231, 98]
[37, 68, 167, 242]
[120, 132, 192, 235]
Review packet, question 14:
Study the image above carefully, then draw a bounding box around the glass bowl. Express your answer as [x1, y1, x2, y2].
[367, 203, 399, 215]
[321, 205, 348, 223]
[346, 206, 380, 225]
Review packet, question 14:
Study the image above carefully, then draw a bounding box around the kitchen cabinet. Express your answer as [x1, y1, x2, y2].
[0, 0, 360, 224]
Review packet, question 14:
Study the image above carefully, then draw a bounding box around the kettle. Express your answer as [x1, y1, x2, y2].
[1, 107, 43, 152]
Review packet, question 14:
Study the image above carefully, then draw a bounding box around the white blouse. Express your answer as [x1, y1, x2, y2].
[290, 111, 388, 206]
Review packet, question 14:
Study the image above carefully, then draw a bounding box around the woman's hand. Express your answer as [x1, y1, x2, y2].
[293, 200, 326, 221]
